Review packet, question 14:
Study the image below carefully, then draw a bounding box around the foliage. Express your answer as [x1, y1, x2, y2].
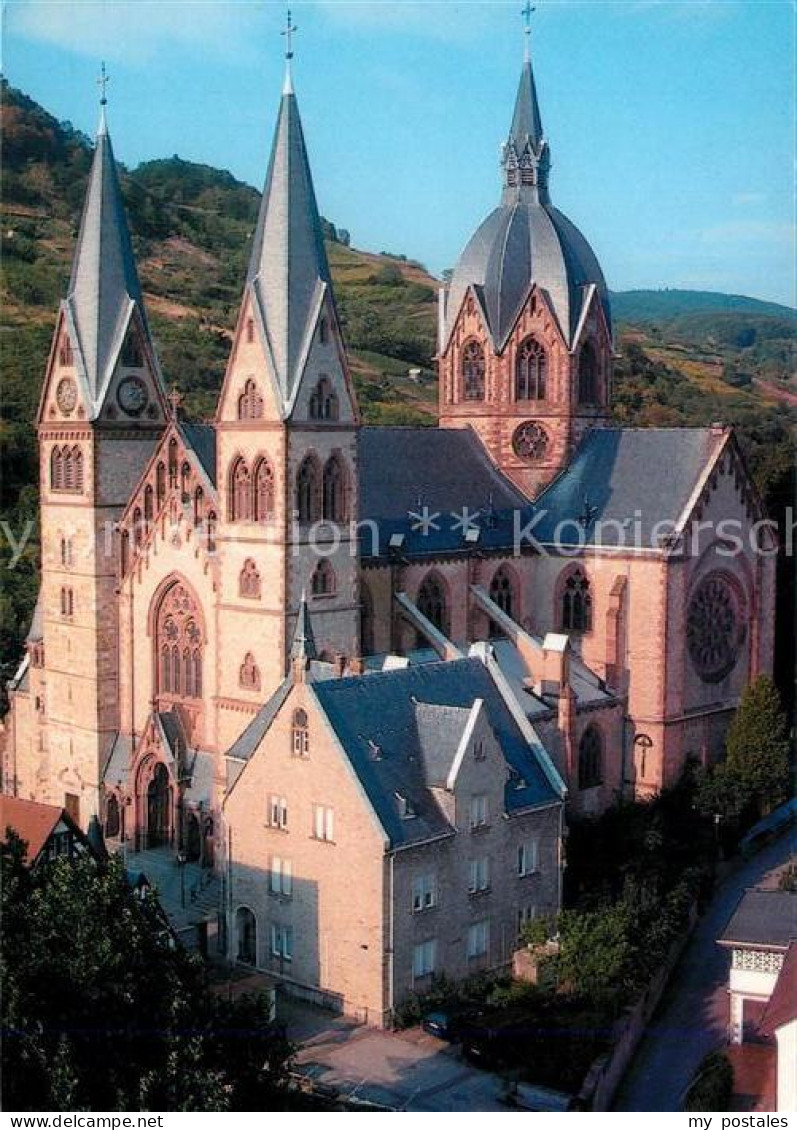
[725, 675, 791, 813]
[683, 1051, 734, 1112]
[0, 839, 292, 1111]
[778, 860, 797, 892]
[518, 915, 551, 947]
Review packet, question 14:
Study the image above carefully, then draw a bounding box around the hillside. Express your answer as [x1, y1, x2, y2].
[0, 80, 794, 684]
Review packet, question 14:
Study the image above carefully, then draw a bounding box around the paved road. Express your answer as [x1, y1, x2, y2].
[613, 830, 795, 1112]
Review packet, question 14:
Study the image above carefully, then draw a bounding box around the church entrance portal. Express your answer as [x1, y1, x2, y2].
[147, 763, 172, 848]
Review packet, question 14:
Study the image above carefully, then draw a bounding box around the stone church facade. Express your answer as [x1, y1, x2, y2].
[2, 48, 775, 1022]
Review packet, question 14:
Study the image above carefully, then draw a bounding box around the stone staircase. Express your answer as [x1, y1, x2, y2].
[122, 845, 221, 938]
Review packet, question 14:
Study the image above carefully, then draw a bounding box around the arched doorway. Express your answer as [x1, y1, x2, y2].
[236, 907, 257, 965]
[185, 812, 201, 862]
[147, 763, 172, 847]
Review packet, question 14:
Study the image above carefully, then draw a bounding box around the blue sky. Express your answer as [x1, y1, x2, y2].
[3, 0, 795, 305]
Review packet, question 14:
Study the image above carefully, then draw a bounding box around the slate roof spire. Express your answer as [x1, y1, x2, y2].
[246, 54, 333, 412]
[64, 70, 158, 416]
[290, 590, 317, 664]
[502, 31, 550, 205]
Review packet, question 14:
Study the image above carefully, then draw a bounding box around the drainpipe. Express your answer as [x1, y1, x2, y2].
[388, 851, 395, 1024]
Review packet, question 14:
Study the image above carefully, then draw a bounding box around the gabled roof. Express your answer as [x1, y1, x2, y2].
[64, 110, 159, 418]
[718, 889, 797, 951]
[180, 422, 217, 487]
[246, 81, 332, 413]
[760, 942, 797, 1035]
[313, 658, 562, 848]
[227, 677, 293, 763]
[0, 796, 85, 864]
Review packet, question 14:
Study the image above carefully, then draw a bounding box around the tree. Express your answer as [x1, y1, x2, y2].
[556, 903, 636, 1008]
[725, 675, 791, 814]
[1, 839, 292, 1110]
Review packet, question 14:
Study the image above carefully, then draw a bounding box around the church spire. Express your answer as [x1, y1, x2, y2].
[245, 24, 333, 413]
[64, 66, 159, 416]
[290, 590, 317, 664]
[502, 9, 550, 204]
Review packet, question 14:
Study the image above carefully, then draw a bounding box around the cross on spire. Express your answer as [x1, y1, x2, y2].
[282, 9, 297, 61]
[97, 61, 110, 106]
[522, 2, 536, 60]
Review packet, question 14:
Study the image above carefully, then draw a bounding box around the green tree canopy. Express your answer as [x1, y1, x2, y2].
[725, 674, 791, 813]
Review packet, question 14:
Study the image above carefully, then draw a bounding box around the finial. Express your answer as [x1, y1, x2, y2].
[281, 9, 298, 94]
[522, 2, 535, 62]
[167, 387, 183, 418]
[97, 61, 110, 133]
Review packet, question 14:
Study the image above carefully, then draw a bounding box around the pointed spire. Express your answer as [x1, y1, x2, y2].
[65, 68, 158, 414]
[509, 58, 544, 155]
[501, 28, 550, 205]
[290, 590, 317, 664]
[246, 62, 332, 410]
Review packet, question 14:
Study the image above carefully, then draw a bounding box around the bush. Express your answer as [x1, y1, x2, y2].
[684, 1051, 734, 1112]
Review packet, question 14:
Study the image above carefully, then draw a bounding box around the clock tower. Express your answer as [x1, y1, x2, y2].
[30, 89, 167, 821]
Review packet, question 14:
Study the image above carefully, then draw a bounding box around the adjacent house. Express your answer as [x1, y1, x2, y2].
[0, 794, 98, 866]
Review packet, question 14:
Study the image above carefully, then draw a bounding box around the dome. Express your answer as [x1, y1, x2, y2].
[443, 59, 611, 351]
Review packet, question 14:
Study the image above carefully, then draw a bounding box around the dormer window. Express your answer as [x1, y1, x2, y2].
[309, 376, 339, 421]
[473, 741, 486, 762]
[291, 709, 309, 758]
[396, 792, 416, 820]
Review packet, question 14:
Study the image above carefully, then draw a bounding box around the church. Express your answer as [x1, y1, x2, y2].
[2, 34, 775, 1022]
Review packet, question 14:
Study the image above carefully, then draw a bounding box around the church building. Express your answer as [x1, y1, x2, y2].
[2, 32, 775, 1023]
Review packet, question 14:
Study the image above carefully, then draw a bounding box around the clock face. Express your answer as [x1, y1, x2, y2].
[117, 376, 148, 417]
[56, 377, 78, 416]
[512, 421, 549, 462]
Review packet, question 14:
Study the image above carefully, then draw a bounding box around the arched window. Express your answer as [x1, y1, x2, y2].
[578, 342, 599, 404]
[237, 378, 264, 421]
[73, 447, 84, 492]
[322, 455, 348, 522]
[58, 335, 73, 367]
[60, 587, 74, 618]
[206, 511, 217, 554]
[253, 458, 275, 522]
[561, 568, 592, 632]
[156, 462, 166, 509]
[462, 339, 486, 401]
[144, 484, 154, 525]
[311, 559, 336, 597]
[417, 573, 449, 637]
[133, 507, 144, 548]
[239, 652, 261, 691]
[121, 529, 130, 576]
[229, 457, 251, 522]
[516, 337, 547, 400]
[291, 708, 309, 757]
[180, 462, 191, 499]
[239, 558, 261, 599]
[236, 906, 257, 965]
[360, 580, 375, 657]
[489, 567, 516, 620]
[155, 582, 204, 703]
[105, 794, 120, 839]
[121, 333, 143, 367]
[296, 456, 321, 523]
[309, 376, 339, 421]
[168, 439, 178, 487]
[51, 447, 64, 490]
[578, 726, 603, 790]
[194, 486, 204, 525]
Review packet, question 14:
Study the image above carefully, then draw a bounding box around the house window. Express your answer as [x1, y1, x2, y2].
[312, 804, 334, 842]
[412, 873, 437, 913]
[239, 558, 261, 599]
[515, 337, 547, 400]
[322, 455, 349, 522]
[238, 378, 264, 420]
[468, 856, 490, 893]
[309, 376, 339, 421]
[291, 709, 309, 757]
[517, 839, 540, 877]
[296, 456, 321, 523]
[517, 904, 537, 936]
[561, 569, 592, 632]
[413, 939, 437, 979]
[578, 726, 603, 790]
[578, 341, 599, 404]
[268, 795, 288, 830]
[417, 573, 449, 637]
[461, 339, 485, 401]
[311, 559, 336, 597]
[239, 652, 261, 691]
[469, 794, 488, 830]
[270, 923, 293, 961]
[269, 856, 293, 897]
[467, 919, 489, 959]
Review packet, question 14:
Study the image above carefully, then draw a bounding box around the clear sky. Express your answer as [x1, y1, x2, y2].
[3, 0, 795, 305]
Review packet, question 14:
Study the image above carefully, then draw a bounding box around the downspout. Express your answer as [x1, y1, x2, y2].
[388, 851, 395, 1024]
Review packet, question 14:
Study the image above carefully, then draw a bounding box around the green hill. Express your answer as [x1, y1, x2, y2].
[611, 288, 795, 323]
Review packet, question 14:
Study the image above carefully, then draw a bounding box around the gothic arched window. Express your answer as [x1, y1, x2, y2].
[156, 462, 166, 508]
[144, 484, 154, 525]
[58, 335, 73, 367]
[253, 458, 275, 522]
[121, 333, 143, 367]
[322, 455, 349, 522]
[180, 462, 191, 499]
[105, 794, 120, 839]
[206, 511, 217, 553]
[229, 457, 251, 522]
[311, 559, 336, 597]
[239, 652, 261, 691]
[578, 725, 603, 790]
[309, 376, 339, 421]
[489, 567, 516, 620]
[561, 568, 592, 633]
[51, 447, 64, 490]
[516, 337, 547, 400]
[194, 486, 204, 525]
[296, 456, 321, 524]
[462, 339, 486, 401]
[133, 507, 144, 548]
[360, 580, 375, 657]
[291, 708, 309, 757]
[155, 581, 204, 704]
[239, 558, 261, 599]
[238, 378, 264, 421]
[417, 573, 449, 637]
[578, 342, 599, 404]
[236, 906, 257, 965]
[168, 439, 178, 487]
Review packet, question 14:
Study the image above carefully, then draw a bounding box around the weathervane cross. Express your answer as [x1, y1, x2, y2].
[282, 9, 297, 61]
[97, 61, 110, 106]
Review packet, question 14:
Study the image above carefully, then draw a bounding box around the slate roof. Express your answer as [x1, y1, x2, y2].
[313, 657, 562, 848]
[64, 111, 158, 417]
[760, 942, 797, 1035]
[227, 677, 293, 762]
[25, 590, 43, 643]
[531, 427, 725, 549]
[246, 80, 332, 414]
[718, 889, 797, 950]
[180, 422, 217, 487]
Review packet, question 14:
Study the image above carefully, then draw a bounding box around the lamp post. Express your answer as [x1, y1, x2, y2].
[177, 850, 187, 909]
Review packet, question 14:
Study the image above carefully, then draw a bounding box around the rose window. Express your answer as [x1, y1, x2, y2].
[512, 421, 549, 461]
[686, 573, 745, 684]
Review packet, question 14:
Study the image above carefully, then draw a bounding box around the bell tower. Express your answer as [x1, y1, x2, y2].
[26, 72, 168, 819]
[438, 26, 613, 498]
